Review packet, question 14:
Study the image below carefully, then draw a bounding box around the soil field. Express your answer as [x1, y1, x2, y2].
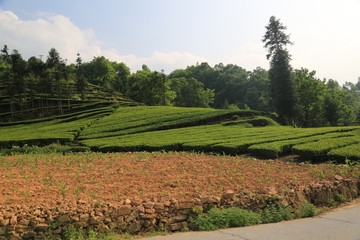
[0, 152, 359, 207]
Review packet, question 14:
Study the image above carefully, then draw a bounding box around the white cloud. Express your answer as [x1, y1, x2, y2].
[0, 9, 208, 72]
[0, 10, 102, 62]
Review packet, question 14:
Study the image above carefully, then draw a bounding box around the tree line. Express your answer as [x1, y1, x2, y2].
[1, 26, 359, 127]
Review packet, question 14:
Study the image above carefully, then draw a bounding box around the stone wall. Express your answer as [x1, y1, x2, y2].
[0, 177, 359, 239]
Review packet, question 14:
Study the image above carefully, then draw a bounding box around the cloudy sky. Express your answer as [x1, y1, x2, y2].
[0, 0, 359, 84]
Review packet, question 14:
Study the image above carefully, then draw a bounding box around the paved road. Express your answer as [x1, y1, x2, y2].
[139, 200, 360, 240]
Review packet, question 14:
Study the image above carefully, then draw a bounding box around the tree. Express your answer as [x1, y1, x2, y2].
[112, 62, 130, 93]
[293, 69, 326, 127]
[84, 56, 115, 89]
[45, 48, 69, 114]
[127, 69, 175, 106]
[76, 53, 87, 99]
[244, 67, 272, 112]
[169, 77, 214, 107]
[263, 16, 296, 124]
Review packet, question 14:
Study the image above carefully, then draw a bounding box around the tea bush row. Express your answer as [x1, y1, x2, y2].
[0, 104, 117, 148]
[79, 106, 270, 140]
[81, 124, 360, 161]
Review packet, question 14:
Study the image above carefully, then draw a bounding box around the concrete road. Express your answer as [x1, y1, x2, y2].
[139, 200, 360, 240]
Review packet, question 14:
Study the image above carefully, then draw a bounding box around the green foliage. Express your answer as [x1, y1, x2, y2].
[293, 68, 327, 127]
[298, 202, 317, 218]
[0, 103, 116, 148]
[79, 108, 360, 162]
[79, 106, 249, 140]
[334, 194, 348, 203]
[248, 130, 358, 158]
[261, 205, 294, 223]
[169, 77, 214, 107]
[327, 143, 360, 162]
[126, 70, 174, 106]
[61, 225, 120, 240]
[191, 207, 261, 231]
[293, 134, 360, 161]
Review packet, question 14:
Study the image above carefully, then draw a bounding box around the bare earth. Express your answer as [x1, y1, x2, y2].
[0, 152, 359, 207]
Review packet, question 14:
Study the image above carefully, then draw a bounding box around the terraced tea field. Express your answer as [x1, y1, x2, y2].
[0, 105, 359, 162]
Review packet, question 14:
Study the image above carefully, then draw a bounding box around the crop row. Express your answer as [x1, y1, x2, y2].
[78, 106, 267, 139]
[0, 103, 117, 148]
[81, 123, 360, 161]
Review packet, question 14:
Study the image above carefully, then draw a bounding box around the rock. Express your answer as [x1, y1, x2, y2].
[22, 231, 36, 239]
[19, 219, 30, 226]
[154, 203, 165, 210]
[199, 196, 209, 203]
[334, 175, 343, 181]
[145, 209, 155, 214]
[223, 190, 235, 199]
[7, 231, 22, 240]
[0, 217, 9, 226]
[170, 221, 188, 231]
[143, 214, 156, 219]
[168, 215, 188, 224]
[136, 205, 145, 213]
[124, 199, 132, 205]
[128, 220, 141, 233]
[104, 218, 112, 224]
[70, 215, 80, 222]
[208, 196, 221, 203]
[79, 214, 90, 222]
[143, 202, 155, 209]
[58, 215, 71, 224]
[178, 202, 193, 209]
[9, 216, 17, 225]
[118, 205, 132, 216]
[34, 223, 48, 232]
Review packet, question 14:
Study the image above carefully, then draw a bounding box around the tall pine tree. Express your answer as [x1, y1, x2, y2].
[263, 16, 296, 125]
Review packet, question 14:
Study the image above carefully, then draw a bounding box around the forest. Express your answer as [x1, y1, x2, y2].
[0, 40, 360, 127]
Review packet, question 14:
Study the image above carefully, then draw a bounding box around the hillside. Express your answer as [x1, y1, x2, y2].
[0, 105, 359, 162]
[0, 82, 138, 122]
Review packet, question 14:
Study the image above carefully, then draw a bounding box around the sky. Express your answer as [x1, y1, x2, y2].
[0, 0, 359, 84]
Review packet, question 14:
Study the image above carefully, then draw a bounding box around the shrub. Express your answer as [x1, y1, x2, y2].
[261, 205, 294, 223]
[334, 194, 348, 203]
[298, 202, 317, 218]
[191, 207, 261, 231]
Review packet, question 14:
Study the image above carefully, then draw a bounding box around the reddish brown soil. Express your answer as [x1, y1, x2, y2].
[0, 152, 359, 207]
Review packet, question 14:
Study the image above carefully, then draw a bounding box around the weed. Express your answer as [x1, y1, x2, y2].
[59, 181, 70, 200]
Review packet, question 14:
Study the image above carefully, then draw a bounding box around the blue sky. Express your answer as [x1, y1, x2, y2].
[0, 0, 359, 84]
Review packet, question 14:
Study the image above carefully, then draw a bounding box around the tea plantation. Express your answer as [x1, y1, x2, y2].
[0, 105, 359, 162]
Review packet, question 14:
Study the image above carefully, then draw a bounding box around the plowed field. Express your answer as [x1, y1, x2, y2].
[1, 152, 359, 207]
